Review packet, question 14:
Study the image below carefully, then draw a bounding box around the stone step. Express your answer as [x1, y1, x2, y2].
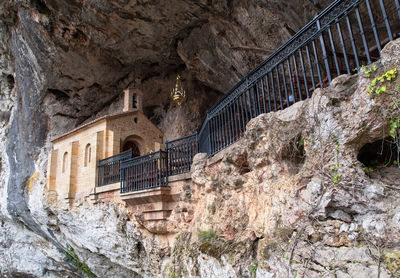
[142, 210, 172, 221]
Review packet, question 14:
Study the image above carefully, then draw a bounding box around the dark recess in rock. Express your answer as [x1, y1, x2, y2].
[358, 137, 399, 167]
[47, 88, 70, 100]
[7, 74, 14, 91]
[0, 111, 11, 122]
[31, 0, 51, 16]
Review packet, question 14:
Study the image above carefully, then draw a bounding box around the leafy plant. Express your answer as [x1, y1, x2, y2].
[390, 115, 400, 139]
[330, 165, 340, 171]
[367, 68, 397, 96]
[169, 266, 176, 278]
[332, 174, 341, 185]
[362, 64, 377, 78]
[208, 202, 216, 215]
[365, 67, 400, 167]
[249, 260, 258, 278]
[384, 251, 400, 277]
[197, 229, 217, 242]
[64, 245, 97, 278]
[363, 167, 374, 173]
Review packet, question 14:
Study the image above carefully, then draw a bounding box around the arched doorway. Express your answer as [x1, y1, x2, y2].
[122, 140, 140, 157]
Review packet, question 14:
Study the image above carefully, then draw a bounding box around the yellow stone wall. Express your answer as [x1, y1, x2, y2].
[107, 112, 163, 155]
[47, 111, 163, 203]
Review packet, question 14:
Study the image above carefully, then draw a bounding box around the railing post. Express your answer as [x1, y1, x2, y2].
[207, 116, 212, 155]
[165, 141, 169, 177]
[164, 150, 168, 187]
[317, 19, 332, 84]
[161, 150, 166, 187]
[97, 164, 100, 187]
[395, 0, 400, 20]
[378, 0, 393, 41]
[120, 163, 124, 193]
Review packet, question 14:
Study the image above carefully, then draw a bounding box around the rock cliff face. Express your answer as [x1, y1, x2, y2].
[164, 39, 400, 277]
[1, 0, 400, 277]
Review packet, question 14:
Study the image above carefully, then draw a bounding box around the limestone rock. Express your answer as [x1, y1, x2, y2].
[1, 1, 400, 278]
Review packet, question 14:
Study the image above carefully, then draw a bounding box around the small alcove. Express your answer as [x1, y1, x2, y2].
[357, 137, 398, 167]
[357, 137, 400, 183]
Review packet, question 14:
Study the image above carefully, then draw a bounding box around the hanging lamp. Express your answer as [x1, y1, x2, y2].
[170, 75, 186, 106]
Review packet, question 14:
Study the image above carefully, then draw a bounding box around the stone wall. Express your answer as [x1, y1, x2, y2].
[49, 111, 163, 205]
[107, 112, 163, 156]
[50, 120, 107, 202]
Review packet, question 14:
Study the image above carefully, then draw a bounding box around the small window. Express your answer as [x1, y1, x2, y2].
[132, 95, 137, 109]
[84, 144, 91, 166]
[62, 152, 68, 173]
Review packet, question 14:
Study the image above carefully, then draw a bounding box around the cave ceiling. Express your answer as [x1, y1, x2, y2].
[2, 0, 331, 136]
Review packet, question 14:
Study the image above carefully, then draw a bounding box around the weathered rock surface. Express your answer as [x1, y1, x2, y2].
[1, 1, 399, 277]
[1, 0, 330, 138]
[173, 39, 400, 277]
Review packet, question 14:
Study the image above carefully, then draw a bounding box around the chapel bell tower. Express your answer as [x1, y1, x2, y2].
[123, 88, 143, 113]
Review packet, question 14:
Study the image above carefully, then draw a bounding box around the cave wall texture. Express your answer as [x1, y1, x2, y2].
[6, 0, 399, 277]
[0, 0, 329, 223]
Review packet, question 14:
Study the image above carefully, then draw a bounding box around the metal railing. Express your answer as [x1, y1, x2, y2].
[98, 0, 400, 193]
[166, 133, 198, 176]
[97, 149, 133, 186]
[198, 0, 400, 155]
[120, 150, 168, 193]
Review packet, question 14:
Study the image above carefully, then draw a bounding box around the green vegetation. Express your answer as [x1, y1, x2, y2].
[362, 167, 374, 177]
[384, 251, 400, 277]
[364, 66, 400, 167]
[332, 174, 341, 185]
[362, 64, 377, 78]
[208, 201, 216, 215]
[249, 260, 258, 278]
[198, 229, 217, 242]
[367, 68, 397, 95]
[64, 245, 96, 278]
[169, 266, 177, 278]
[329, 135, 342, 185]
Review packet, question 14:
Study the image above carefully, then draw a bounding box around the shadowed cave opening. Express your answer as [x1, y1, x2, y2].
[358, 137, 399, 168]
[32, 0, 51, 16]
[358, 136, 400, 185]
[280, 135, 306, 175]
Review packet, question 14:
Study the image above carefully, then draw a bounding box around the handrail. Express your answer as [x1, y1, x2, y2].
[165, 132, 197, 145]
[205, 0, 364, 117]
[166, 133, 198, 176]
[120, 150, 168, 193]
[98, 0, 400, 193]
[120, 150, 166, 167]
[198, 0, 398, 155]
[98, 149, 132, 167]
[97, 149, 133, 186]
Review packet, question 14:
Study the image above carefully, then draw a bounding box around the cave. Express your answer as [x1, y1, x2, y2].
[357, 137, 399, 168]
[2, 0, 400, 277]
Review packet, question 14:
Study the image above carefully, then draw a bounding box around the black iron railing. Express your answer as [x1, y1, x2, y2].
[97, 149, 133, 187]
[98, 0, 400, 193]
[198, 0, 400, 155]
[166, 133, 198, 176]
[120, 150, 168, 193]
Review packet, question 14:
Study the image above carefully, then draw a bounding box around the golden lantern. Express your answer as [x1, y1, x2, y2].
[170, 75, 186, 106]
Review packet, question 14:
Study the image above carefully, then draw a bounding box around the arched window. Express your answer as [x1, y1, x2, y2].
[84, 144, 91, 167]
[62, 152, 68, 173]
[122, 141, 140, 157]
[132, 94, 137, 109]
